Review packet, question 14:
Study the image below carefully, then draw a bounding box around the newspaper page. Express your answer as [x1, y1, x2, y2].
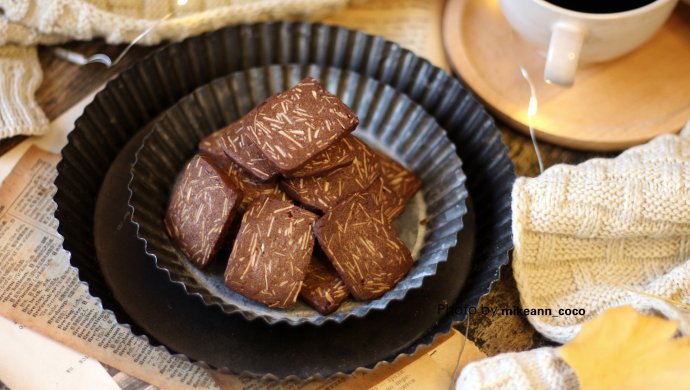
[0, 145, 218, 390]
[320, 0, 450, 72]
[0, 316, 119, 389]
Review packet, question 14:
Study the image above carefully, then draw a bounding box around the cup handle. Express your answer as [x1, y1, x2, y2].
[544, 22, 585, 87]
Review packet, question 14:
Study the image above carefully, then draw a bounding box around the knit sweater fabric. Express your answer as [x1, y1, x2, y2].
[0, 0, 347, 139]
[457, 124, 690, 389]
[513, 124, 690, 343]
[0, 46, 48, 139]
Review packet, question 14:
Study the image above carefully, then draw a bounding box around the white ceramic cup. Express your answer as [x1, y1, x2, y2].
[500, 0, 678, 86]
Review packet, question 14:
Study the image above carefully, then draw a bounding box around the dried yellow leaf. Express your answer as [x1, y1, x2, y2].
[559, 306, 690, 390]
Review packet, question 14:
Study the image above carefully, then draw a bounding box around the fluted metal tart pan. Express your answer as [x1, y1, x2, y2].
[54, 22, 515, 378]
[129, 64, 468, 325]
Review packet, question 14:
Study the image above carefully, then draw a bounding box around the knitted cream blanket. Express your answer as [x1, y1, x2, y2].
[0, 0, 347, 139]
[457, 124, 690, 389]
[513, 124, 690, 343]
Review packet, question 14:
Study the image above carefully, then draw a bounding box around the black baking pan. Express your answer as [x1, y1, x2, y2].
[54, 22, 515, 379]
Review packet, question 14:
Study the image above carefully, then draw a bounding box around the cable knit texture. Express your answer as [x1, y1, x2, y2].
[512, 124, 690, 343]
[0, 0, 348, 45]
[456, 348, 580, 390]
[456, 126, 690, 389]
[0, 0, 348, 139]
[0, 46, 48, 139]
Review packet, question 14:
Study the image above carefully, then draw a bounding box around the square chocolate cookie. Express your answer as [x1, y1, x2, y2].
[223, 160, 290, 212]
[198, 128, 227, 163]
[199, 115, 280, 181]
[299, 252, 350, 315]
[313, 193, 413, 300]
[224, 197, 317, 308]
[165, 154, 242, 268]
[287, 135, 356, 178]
[281, 137, 380, 213]
[246, 77, 358, 174]
[366, 151, 423, 221]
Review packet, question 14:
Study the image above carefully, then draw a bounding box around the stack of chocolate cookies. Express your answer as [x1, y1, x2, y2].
[165, 77, 422, 315]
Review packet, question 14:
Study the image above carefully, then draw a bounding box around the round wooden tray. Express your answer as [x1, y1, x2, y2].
[443, 0, 690, 151]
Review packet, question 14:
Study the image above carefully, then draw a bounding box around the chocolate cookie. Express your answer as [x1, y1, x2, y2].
[287, 135, 356, 178]
[280, 137, 380, 213]
[165, 154, 242, 268]
[199, 115, 280, 181]
[198, 143, 289, 213]
[246, 77, 358, 174]
[198, 128, 227, 163]
[224, 197, 317, 309]
[370, 151, 423, 221]
[299, 252, 349, 315]
[223, 161, 290, 212]
[356, 177, 395, 222]
[313, 193, 413, 301]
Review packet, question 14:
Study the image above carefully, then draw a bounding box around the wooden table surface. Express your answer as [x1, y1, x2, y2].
[0, 40, 609, 358]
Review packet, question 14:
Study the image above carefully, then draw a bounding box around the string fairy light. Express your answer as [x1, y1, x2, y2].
[53, 0, 189, 68]
[520, 65, 545, 174]
[450, 310, 471, 389]
[505, 23, 546, 175]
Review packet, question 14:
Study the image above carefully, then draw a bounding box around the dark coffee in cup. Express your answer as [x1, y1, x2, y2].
[545, 0, 657, 13]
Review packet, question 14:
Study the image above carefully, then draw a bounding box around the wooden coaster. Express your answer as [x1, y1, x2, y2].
[443, 0, 690, 151]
